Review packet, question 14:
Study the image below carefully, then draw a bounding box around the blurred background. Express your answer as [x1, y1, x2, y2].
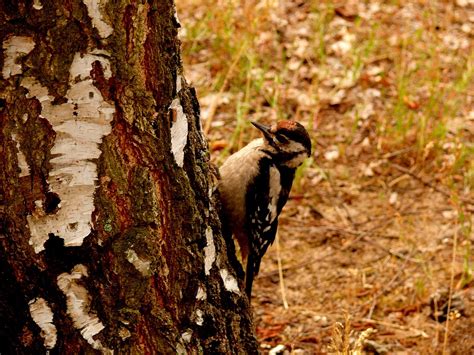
[177, 0, 474, 353]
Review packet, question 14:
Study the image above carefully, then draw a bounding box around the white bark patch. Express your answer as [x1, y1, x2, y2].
[195, 309, 204, 326]
[24, 52, 114, 253]
[2, 36, 35, 78]
[22, 77, 49, 101]
[118, 327, 131, 340]
[176, 74, 182, 93]
[173, 8, 181, 27]
[169, 98, 188, 168]
[196, 286, 207, 301]
[70, 51, 112, 80]
[269, 344, 286, 355]
[181, 331, 192, 343]
[176, 342, 186, 355]
[203, 227, 215, 275]
[83, 0, 113, 38]
[12, 133, 29, 177]
[57, 264, 111, 353]
[29, 298, 57, 349]
[125, 249, 151, 276]
[33, 0, 43, 10]
[169, 75, 188, 167]
[219, 269, 240, 294]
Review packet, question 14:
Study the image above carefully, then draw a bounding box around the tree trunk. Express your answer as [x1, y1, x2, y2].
[0, 1, 257, 353]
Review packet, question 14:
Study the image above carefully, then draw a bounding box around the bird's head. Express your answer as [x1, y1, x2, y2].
[251, 120, 312, 168]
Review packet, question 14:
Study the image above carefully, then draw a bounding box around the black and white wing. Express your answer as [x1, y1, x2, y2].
[244, 161, 295, 298]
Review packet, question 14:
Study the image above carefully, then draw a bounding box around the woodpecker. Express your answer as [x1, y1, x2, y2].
[218, 120, 311, 298]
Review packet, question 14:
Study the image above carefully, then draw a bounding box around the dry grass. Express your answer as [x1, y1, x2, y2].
[177, 0, 474, 353]
[329, 313, 376, 355]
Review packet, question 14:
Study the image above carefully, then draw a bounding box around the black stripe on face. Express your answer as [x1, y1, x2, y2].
[262, 140, 307, 163]
[278, 129, 311, 155]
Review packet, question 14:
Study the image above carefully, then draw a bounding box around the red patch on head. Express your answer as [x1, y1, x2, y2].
[273, 120, 312, 154]
[270, 120, 298, 133]
[276, 121, 297, 130]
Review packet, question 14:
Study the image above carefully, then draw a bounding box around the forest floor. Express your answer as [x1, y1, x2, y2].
[177, 0, 474, 353]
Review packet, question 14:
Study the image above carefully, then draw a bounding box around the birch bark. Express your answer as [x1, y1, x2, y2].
[0, 1, 257, 353]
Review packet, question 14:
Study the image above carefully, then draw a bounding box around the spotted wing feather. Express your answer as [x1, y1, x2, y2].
[244, 160, 295, 298]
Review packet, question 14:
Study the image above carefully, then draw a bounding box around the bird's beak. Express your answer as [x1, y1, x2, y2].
[251, 121, 273, 140]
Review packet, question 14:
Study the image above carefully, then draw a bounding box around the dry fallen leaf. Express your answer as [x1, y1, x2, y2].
[403, 96, 420, 110]
[210, 139, 228, 151]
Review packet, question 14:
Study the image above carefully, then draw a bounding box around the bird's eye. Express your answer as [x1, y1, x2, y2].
[275, 134, 288, 144]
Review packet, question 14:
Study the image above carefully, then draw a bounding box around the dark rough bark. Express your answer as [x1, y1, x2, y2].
[0, 0, 258, 353]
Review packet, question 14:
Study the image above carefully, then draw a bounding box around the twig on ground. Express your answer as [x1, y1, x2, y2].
[259, 253, 331, 278]
[366, 252, 413, 319]
[442, 226, 458, 354]
[341, 203, 359, 230]
[360, 318, 430, 338]
[275, 231, 289, 309]
[390, 163, 474, 205]
[360, 237, 421, 264]
[382, 147, 415, 159]
[335, 207, 420, 263]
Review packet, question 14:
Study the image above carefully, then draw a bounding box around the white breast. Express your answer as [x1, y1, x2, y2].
[267, 166, 281, 224]
[219, 139, 267, 229]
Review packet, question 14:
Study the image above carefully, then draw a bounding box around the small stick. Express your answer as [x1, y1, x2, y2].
[275, 231, 289, 310]
[390, 163, 474, 205]
[360, 318, 430, 338]
[361, 236, 421, 264]
[366, 253, 412, 319]
[258, 253, 330, 278]
[442, 226, 458, 354]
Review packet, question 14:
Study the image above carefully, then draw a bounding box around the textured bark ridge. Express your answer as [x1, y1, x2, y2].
[0, 1, 258, 353]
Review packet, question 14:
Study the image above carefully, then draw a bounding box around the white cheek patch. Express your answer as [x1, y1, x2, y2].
[287, 141, 305, 154]
[284, 152, 308, 168]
